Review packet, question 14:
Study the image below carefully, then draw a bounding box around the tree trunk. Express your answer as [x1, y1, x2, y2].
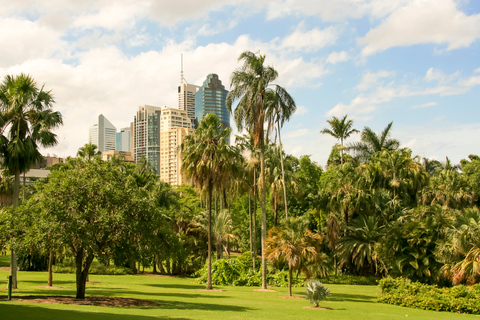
[10, 171, 20, 289]
[253, 168, 257, 272]
[206, 182, 213, 290]
[75, 250, 95, 299]
[248, 193, 253, 258]
[273, 195, 278, 227]
[340, 137, 344, 165]
[48, 251, 55, 286]
[260, 142, 268, 290]
[288, 262, 293, 297]
[277, 122, 288, 218]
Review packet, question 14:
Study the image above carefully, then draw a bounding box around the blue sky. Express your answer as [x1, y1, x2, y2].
[1, 0, 479, 167]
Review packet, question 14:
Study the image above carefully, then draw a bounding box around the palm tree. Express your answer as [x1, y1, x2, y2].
[320, 115, 359, 165]
[265, 89, 296, 218]
[76, 143, 101, 160]
[0, 74, 63, 289]
[265, 216, 323, 296]
[181, 113, 241, 290]
[348, 121, 400, 163]
[227, 51, 293, 289]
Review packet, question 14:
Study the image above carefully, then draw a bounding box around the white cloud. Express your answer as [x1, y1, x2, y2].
[357, 70, 395, 91]
[282, 22, 338, 51]
[295, 105, 308, 115]
[326, 51, 349, 64]
[283, 129, 309, 138]
[358, 0, 480, 56]
[0, 18, 66, 66]
[412, 101, 437, 109]
[424, 67, 460, 84]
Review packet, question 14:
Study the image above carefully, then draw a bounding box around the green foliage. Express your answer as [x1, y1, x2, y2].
[53, 259, 133, 275]
[305, 280, 331, 307]
[319, 275, 378, 285]
[196, 253, 303, 287]
[379, 277, 480, 314]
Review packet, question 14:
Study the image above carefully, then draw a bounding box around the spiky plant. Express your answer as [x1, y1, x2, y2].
[305, 281, 331, 307]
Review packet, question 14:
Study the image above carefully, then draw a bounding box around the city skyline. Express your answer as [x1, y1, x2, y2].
[1, 1, 480, 167]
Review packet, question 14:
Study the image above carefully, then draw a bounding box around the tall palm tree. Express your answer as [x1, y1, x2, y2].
[320, 115, 359, 165]
[181, 113, 241, 290]
[227, 51, 293, 289]
[265, 89, 296, 218]
[348, 121, 400, 163]
[0, 74, 63, 289]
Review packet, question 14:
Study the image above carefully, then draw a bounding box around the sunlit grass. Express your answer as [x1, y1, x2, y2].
[0, 269, 477, 320]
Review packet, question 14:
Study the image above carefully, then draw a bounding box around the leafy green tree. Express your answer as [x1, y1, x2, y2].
[76, 143, 101, 160]
[265, 216, 323, 296]
[348, 121, 399, 163]
[320, 115, 359, 165]
[0, 74, 63, 289]
[181, 113, 242, 290]
[227, 51, 293, 289]
[26, 155, 166, 299]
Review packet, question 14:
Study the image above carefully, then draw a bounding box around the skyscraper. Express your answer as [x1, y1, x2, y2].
[178, 55, 199, 128]
[195, 74, 229, 131]
[133, 105, 162, 174]
[89, 114, 116, 152]
[116, 127, 131, 152]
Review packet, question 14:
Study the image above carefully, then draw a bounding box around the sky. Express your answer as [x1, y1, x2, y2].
[1, 0, 479, 168]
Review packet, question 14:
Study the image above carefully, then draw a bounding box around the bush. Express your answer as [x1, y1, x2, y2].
[305, 281, 330, 307]
[196, 253, 304, 287]
[378, 277, 480, 314]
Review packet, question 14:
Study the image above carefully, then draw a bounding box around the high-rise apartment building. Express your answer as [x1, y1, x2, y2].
[89, 114, 116, 152]
[195, 74, 230, 131]
[116, 127, 131, 152]
[133, 105, 162, 174]
[159, 106, 193, 185]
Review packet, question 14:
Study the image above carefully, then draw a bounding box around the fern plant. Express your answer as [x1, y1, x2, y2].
[305, 281, 331, 307]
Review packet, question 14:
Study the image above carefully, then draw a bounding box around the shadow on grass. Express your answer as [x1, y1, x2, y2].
[145, 283, 206, 290]
[0, 304, 191, 320]
[330, 293, 375, 303]
[156, 299, 253, 312]
[121, 290, 227, 300]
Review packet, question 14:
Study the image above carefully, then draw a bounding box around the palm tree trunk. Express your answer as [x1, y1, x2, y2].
[277, 122, 288, 218]
[288, 262, 293, 297]
[207, 182, 213, 290]
[249, 192, 253, 259]
[10, 170, 20, 289]
[260, 142, 268, 290]
[48, 251, 55, 286]
[253, 168, 257, 272]
[341, 137, 344, 165]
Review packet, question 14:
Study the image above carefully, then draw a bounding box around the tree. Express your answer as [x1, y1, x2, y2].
[320, 115, 359, 165]
[0, 74, 63, 289]
[227, 51, 293, 289]
[348, 121, 399, 163]
[265, 89, 296, 218]
[26, 155, 166, 299]
[265, 216, 323, 296]
[181, 113, 242, 290]
[76, 143, 101, 160]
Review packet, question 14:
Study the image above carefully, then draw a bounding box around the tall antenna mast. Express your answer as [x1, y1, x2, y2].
[180, 54, 189, 84]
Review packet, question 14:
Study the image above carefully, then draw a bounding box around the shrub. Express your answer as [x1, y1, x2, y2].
[319, 275, 378, 285]
[378, 277, 480, 314]
[53, 259, 133, 275]
[305, 281, 331, 307]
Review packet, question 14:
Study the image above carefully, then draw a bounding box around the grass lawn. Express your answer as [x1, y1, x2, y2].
[0, 269, 476, 320]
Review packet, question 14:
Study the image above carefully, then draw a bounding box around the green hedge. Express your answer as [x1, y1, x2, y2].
[318, 275, 378, 285]
[378, 277, 480, 314]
